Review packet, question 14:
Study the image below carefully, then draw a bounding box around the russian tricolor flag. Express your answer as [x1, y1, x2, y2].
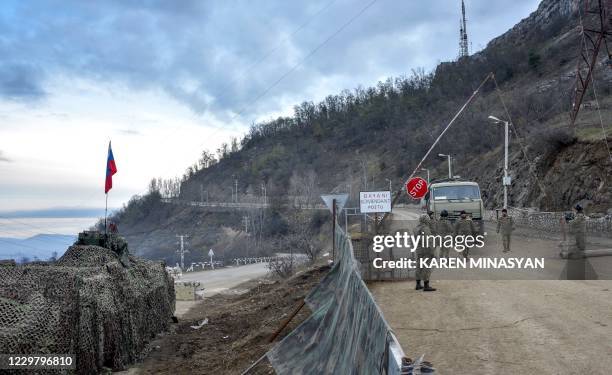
[105, 142, 117, 194]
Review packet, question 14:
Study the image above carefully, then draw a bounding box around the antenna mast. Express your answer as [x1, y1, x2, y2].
[459, 0, 469, 58]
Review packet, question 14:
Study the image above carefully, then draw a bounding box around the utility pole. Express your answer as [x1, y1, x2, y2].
[421, 168, 430, 185]
[569, 0, 611, 132]
[438, 154, 453, 179]
[332, 199, 336, 263]
[235, 177, 238, 203]
[176, 235, 189, 270]
[488, 116, 511, 209]
[504, 120, 509, 209]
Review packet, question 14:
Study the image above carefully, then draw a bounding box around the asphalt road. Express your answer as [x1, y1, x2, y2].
[382, 207, 612, 280]
[369, 207, 612, 374]
[174, 262, 270, 317]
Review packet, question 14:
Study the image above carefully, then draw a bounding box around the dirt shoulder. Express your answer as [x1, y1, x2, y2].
[117, 265, 329, 375]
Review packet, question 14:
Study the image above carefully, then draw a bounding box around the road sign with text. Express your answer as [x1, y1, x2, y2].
[359, 191, 391, 213]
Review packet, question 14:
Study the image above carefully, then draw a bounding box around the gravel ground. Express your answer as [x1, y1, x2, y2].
[369, 207, 612, 374]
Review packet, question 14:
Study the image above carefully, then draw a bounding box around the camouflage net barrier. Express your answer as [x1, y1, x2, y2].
[0, 245, 175, 374]
[265, 225, 434, 374]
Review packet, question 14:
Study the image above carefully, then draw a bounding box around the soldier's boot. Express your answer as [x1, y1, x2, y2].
[423, 281, 436, 292]
[415, 280, 423, 290]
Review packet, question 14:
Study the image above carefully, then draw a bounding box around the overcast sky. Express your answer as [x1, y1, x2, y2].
[0, 0, 541, 213]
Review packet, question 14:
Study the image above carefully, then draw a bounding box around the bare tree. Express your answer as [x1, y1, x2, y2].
[283, 210, 321, 262]
[198, 150, 217, 169]
[268, 256, 295, 278]
[288, 170, 319, 207]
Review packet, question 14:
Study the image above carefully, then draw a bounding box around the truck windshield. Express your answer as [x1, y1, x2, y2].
[432, 185, 480, 200]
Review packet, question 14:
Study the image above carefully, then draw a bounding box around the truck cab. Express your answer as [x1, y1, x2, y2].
[425, 180, 485, 234]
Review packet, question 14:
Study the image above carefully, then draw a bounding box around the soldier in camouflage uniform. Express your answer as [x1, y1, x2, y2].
[427, 210, 440, 257]
[569, 204, 587, 253]
[496, 208, 515, 253]
[436, 210, 454, 258]
[454, 210, 475, 259]
[107, 222, 130, 267]
[414, 214, 436, 292]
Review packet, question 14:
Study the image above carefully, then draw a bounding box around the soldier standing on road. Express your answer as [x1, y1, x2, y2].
[437, 210, 454, 258]
[496, 208, 515, 253]
[454, 210, 476, 259]
[427, 210, 440, 256]
[414, 214, 436, 292]
[570, 204, 587, 252]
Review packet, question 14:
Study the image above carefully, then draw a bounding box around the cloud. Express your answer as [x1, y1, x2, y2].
[0, 63, 45, 101]
[0, 151, 11, 162]
[119, 129, 142, 136]
[0, 0, 540, 119]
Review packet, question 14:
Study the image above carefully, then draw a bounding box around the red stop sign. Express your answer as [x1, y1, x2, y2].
[406, 177, 428, 199]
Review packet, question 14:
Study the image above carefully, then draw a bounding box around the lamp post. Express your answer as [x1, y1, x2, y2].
[488, 115, 510, 209]
[438, 154, 452, 179]
[420, 168, 430, 185]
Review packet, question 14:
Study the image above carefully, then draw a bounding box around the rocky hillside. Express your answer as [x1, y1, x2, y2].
[112, 0, 611, 260]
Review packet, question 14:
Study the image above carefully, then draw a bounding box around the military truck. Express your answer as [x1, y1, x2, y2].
[424, 179, 485, 234]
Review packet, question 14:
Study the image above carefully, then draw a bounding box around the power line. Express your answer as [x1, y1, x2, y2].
[492, 74, 549, 200]
[233, 0, 380, 118]
[204, 0, 339, 106]
[134, 0, 379, 203]
[590, 70, 612, 164]
[116, 1, 341, 187]
[577, 4, 612, 164]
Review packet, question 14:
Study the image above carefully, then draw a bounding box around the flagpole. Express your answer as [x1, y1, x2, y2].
[105, 140, 109, 238]
[104, 193, 108, 237]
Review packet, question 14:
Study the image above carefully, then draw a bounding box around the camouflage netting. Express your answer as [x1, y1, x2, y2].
[0, 245, 175, 373]
[265, 225, 436, 374]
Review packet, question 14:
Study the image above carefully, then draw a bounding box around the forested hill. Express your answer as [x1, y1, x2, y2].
[111, 0, 611, 260]
[174, 0, 609, 211]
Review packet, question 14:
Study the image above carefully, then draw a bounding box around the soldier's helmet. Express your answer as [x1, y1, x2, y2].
[440, 210, 448, 217]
